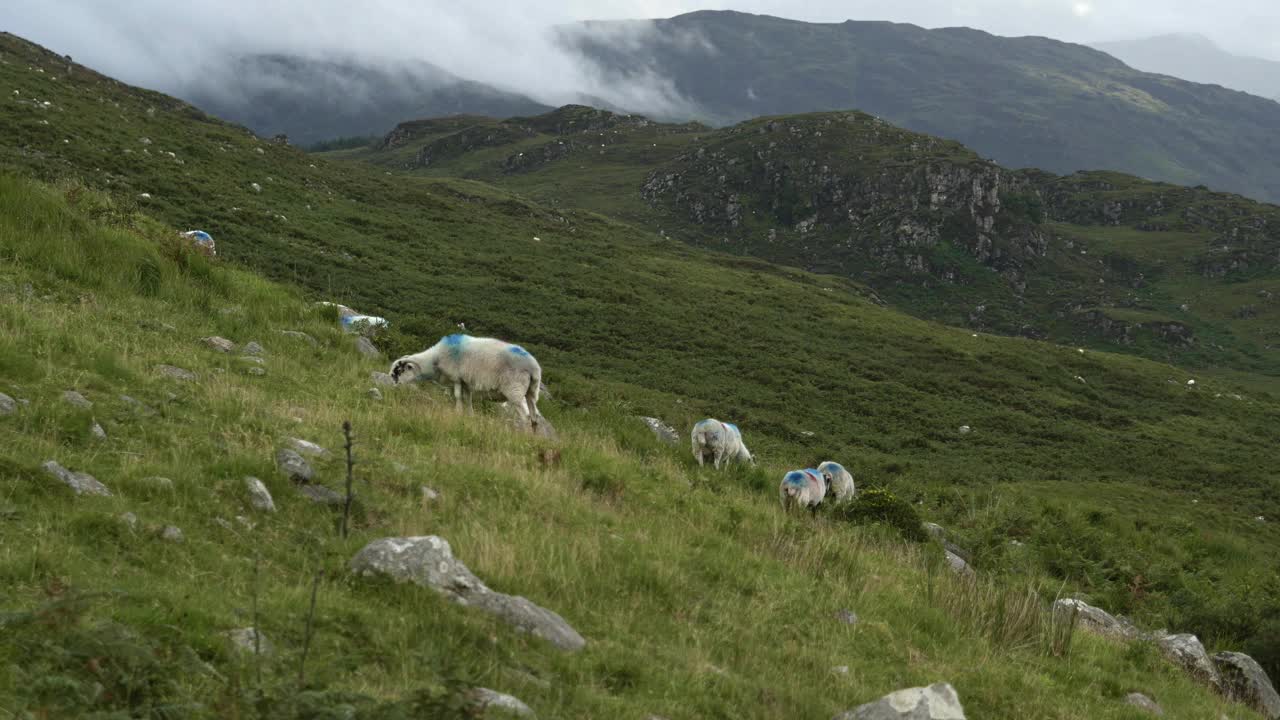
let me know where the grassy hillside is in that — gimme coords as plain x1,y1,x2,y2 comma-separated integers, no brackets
2,31,1280,700
332,107,1280,386
563,10,1280,205
0,169,1264,720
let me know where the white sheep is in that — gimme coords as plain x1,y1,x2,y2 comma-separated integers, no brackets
817,461,856,502
390,334,543,431
691,419,754,469
779,469,826,513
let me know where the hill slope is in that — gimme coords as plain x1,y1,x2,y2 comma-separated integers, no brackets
560,10,1280,204
335,106,1280,386
1092,35,1280,104
3,30,1280,698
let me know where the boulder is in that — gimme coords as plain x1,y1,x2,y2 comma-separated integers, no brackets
155,364,196,382
1052,599,1141,641
355,335,380,358
499,403,558,439
1156,633,1221,691
275,448,314,483
202,336,236,353
833,682,965,720
243,341,265,356
1124,693,1163,716
62,390,92,408
467,688,535,717
639,416,680,445
350,536,585,652
42,461,111,496
245,477,276,512
944,550,974,577
1212,652,1280,719
225,627,273,657
0,392,15,415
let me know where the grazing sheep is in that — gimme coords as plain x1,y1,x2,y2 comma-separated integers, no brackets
391,334,543,431
817,461,856,502
780,469,827,513
691,419,754,469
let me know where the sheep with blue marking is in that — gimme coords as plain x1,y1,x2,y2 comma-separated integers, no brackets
779,469,827,513
817,461,856,502
691,418,754,469
390,334,543,431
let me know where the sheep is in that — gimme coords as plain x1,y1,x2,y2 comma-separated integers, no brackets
390,334,543,431
779,469,827,514
817,461,856,502
691,418,754,469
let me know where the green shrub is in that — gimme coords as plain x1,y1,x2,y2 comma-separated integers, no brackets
826,487,928,542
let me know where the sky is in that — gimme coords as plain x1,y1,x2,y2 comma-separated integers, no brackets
5,0,1280,108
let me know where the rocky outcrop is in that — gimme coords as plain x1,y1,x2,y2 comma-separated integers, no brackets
1052,598,1141,641
350,536,585,652
1156,633,1221,692
276,448,314,483
1213,652,1280,719
42,460,111,496
639,416,680,445
832,682,965,720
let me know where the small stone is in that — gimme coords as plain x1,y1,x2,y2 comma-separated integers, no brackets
467,688,534,717
160,525,184,543
832,665,850,675
279,330,317,346
288,438,330,457
247,367,266,376
833,682,965,720
237,356,264,365
422,486,440,502
250,182,262,193
202,336,235,353
957,425,971,434
42,460,111,496
945,550,974,576
367,387,384,400
297,484,344,506
1124,692,1163,716
355,335,380,358
275,448,314,483
62,390,92,408
243,341,264,356
0,392,16,415
235,515,256,530
155,364,196,382
118,395,155,414
215,517,234,530
140,476,175,490
371,371,396,386
225,627,273,656
120,512,138,530
835,609,859,625
639,416,679,445
90,422,107,439
245,477,275,512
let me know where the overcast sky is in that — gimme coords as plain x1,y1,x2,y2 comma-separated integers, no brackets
6,0,1280,105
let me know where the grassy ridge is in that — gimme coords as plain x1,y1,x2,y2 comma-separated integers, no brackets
0,172,1262,719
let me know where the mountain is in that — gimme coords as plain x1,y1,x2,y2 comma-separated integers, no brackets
558,10,1280,204
337,106,1280,387
3,30,1280,712
1092,34,1280,103
179,54,553,146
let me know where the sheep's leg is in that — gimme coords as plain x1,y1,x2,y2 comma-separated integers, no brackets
695,449,704,467
524,382,541,431
465,383,474,414
714,448,725,470
453,382,464,412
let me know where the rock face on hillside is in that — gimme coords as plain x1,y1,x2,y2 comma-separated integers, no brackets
832,682,965,720
42,461,111,496
349,536,585,652
1156,633,1221,691
1053,598,1141,640
1213,652,1280,718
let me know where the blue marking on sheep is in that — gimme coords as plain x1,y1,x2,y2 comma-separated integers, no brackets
783,471,809,487
509,345,530,357
443,333,466,360
724,423,740,433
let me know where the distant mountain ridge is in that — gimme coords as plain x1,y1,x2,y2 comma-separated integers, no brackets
1092,34,1280,103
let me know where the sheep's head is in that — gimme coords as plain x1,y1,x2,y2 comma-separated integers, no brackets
390,357,422,384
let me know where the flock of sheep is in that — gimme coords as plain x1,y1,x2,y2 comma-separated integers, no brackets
391,333,857,512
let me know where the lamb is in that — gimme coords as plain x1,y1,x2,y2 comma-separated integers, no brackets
779,469,827,513
691,418,755,469
817,461,856,502
390,334,543,430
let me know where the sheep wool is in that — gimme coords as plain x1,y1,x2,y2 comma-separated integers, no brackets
691,418,755,469
780,469,827,512
817,461,856,502
390,334,543,430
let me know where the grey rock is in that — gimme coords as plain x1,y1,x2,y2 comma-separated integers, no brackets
245,477,275,512
298,484,344,506
500,402,558,439
422,486,440,502
243,341,265,356
120,512,138,530
275,448,314,482
62,390,92,408
235,515,256,530
1052,599,1141,641
155,364,196,382
225,627,273,656
237,356,264,365
202,336,236,353
280,330,317,347
370,371,396,387
639,416,679,445
1213,651,1280,718
90,422,107,439
0,392,15,415
247,367,266,376
833,682,965,720
923,522,946,540
833,665,851,675
118,395,155,414
467,688,535,717
288,438,330,457
355,335,380,358
215,517,234,531
944,550,974,577
350,536,585,652
161,525,185,543
1156,633,1222,691
140,476,175,490
1124,693,1163,715
367,387,384,400
42,461,111,496
835,609,859,625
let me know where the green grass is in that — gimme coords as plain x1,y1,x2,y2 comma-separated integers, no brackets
0,172,1264,719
